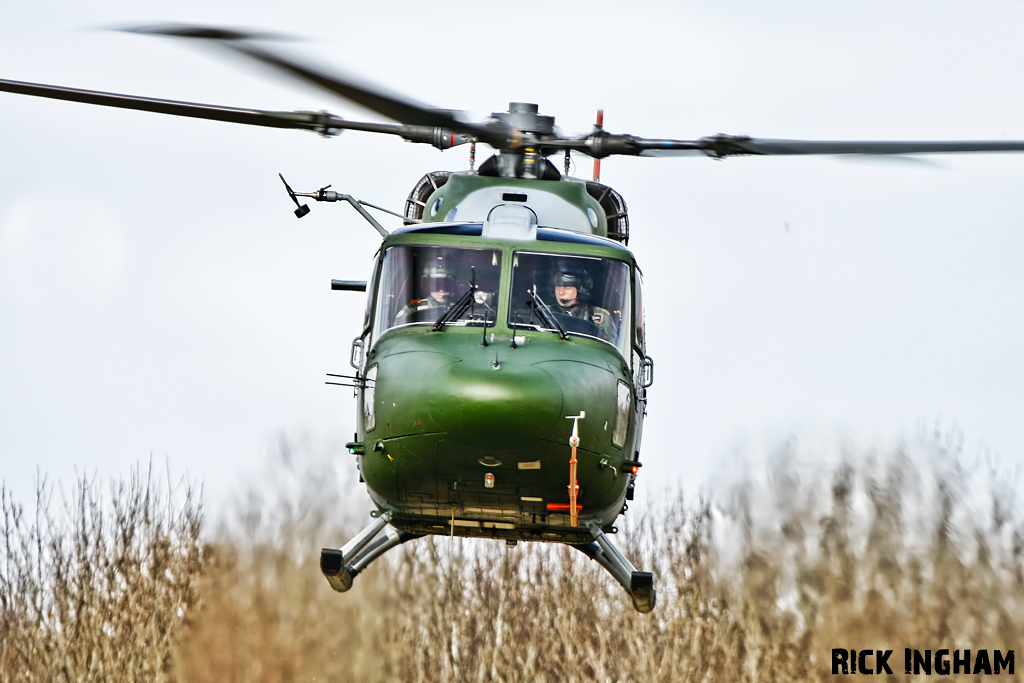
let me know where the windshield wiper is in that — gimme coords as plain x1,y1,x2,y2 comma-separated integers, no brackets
526,288,569,340
432,267,486,331
431,285,477,330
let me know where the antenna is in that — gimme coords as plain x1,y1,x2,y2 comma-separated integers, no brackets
566,411,585,527
277,174,388,237
279,173,310,218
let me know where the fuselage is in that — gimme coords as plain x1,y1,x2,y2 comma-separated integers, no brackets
347,174,650,545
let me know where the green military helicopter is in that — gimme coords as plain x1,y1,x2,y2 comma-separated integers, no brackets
6,25,1024,614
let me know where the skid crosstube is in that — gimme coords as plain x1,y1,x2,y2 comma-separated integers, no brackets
571,521,656,613
320,511,422,592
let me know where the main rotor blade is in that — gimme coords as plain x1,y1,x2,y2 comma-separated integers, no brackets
537,134,703,158
691,135,1024,158
123,24,503,143
543,131,1024,159
0,77,358,134
0,77,474,149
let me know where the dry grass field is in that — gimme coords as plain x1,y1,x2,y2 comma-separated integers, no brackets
3,432,1022,682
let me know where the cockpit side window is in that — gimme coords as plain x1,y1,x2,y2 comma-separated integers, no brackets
373,245,501,336
363,255,381,331
508,251,631,356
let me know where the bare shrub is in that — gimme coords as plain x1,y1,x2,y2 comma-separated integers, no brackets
176,433,1024,682
0,463,201,682
170,433,392,682
6,433,1022,682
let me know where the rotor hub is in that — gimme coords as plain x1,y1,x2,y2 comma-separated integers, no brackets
491,102,554,137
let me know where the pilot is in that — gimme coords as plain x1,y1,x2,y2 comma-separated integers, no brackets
396,262,456,322
550,261,615,339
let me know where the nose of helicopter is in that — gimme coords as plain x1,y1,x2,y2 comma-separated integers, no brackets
423,359,563,445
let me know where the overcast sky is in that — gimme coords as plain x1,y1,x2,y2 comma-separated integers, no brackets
2,0,1023,517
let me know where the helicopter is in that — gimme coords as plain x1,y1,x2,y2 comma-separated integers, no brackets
4,24,1024,614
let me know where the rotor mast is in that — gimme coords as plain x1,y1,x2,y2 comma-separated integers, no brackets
488,102,555,179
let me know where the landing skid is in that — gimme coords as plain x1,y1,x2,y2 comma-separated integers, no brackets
321,513,656,613
571,521,656,613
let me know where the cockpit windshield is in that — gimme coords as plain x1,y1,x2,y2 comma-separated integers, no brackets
509,252,631,355
375,245,501,333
